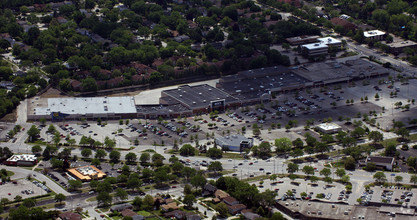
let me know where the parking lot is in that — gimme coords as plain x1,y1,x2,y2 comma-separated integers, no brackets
253,177,354,204
0,179,46,200
360,186,417,206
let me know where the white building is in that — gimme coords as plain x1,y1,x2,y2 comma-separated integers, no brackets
215,135,253,152
301,43,328,56
5,154,38,166
29,96,137,120
365,156,395,171
316,123,342,134
364,30,386,41
318,37,342,48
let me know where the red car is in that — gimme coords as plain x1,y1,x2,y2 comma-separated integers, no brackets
249,162,253,165
171,186,177,188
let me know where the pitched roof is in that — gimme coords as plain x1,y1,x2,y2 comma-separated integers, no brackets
223,196,238,204
215,189,230,199
59,212,82,220
330,17,357,30
110,203,133,212
121,209,137,217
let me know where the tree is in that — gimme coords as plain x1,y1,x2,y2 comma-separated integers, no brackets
395,175,403,184
216,202,229,218
207,147,223,158
287,163,299,174
104,137,116,149
81,148,92,158
341,175,350,183
22,198,36,208
291,148,303,158
68,180,82,191
132,197,143,210
97,191,112,207
182,167,196,181
183,194,196,209
127,177,142,191
271,212,286,220
335,168,346,179
1,198,9,206
315,142,329,154
82,77,98,92
396,127,410,139
9,205,29,219
275,137,292,154
27,125,40,142
140,152,150,163
410,175,417,185
180,144,196,156
319,168,331,178
208,161,223,175
257,141,272,158
54,193,66,204
191,175,207,190
115,188,128,202
143,195,154,211
95,149,107,159
109,150,121,163
125,152,137,163
31,145,42,155
53,132,61,146
368,131,383,144
384,144,397,157
302,166,315,176
47,124,56,133
344,156,356,170
373,171,387,184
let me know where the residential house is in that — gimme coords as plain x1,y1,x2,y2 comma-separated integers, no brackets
164,210,201,220
57,17,68,24
161,201,180,212
215,190,230,199
58,212,82,220
202,183,217,197
152,59,165,69
223,196,239,206
70,80,82,91
228,204,247,215
110,203,133,212
120,209,144,220
242,211,261,220
0,81,15,90
174,35,190,43
98,69,112,79
14,70,27,77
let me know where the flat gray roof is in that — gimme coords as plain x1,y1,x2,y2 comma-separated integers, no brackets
33,96,137,116
162,84,239,109
218,66,311,100
216,135,252,147
293,59,388,83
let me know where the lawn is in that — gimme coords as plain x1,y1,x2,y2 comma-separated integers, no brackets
137,211,152,217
